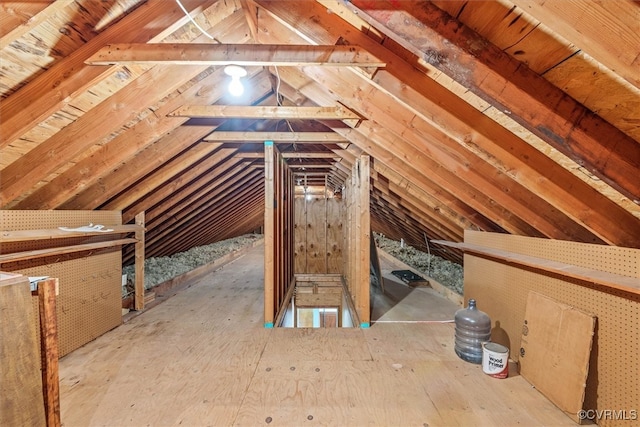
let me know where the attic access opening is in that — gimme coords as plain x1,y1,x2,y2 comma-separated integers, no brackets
263,141,371,328
277,274,356,328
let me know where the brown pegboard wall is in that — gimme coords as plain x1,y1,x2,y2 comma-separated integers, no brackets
464,231,639,427
2,210,122,357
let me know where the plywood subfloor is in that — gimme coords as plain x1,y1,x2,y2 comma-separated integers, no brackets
59,244,576,426
371,254,460,322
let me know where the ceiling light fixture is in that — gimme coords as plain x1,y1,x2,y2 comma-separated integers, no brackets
224,65,247,97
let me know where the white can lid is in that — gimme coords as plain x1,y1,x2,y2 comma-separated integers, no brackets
484,342,509,353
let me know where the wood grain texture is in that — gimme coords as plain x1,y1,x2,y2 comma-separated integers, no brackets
0,274,46,427
38,278,61,427
58,244,576,426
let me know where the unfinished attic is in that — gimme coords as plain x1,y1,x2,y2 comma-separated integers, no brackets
1,0,639,426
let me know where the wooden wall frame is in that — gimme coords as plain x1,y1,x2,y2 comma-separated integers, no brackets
344,155,371,326
263,141,295,326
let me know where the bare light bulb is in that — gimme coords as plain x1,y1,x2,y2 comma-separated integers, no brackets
228,76,244,96
224,65,247,97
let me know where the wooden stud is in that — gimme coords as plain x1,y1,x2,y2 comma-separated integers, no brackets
134,212,145,311
264,141,275,326
38,278,61,427
0,0,221,148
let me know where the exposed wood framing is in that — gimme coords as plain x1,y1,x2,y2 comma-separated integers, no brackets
349,0,640,203
204,131,347,142
86,43,385,67
169,105,361,120
263,141,295,326
0,0,220,149
1,0,638,293
134,212,145,311
264,141,275,326
344,155,371,326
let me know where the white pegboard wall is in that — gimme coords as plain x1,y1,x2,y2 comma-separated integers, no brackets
463,231,639,427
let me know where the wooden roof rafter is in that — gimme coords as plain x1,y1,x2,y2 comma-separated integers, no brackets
257,1,638,247
347,0,640,203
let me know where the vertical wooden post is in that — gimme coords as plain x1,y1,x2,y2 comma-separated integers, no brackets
38,278,61,427
276,154,283,311
134,212,145,311
324,174,328,273
356,155,371,327
264,141,275,327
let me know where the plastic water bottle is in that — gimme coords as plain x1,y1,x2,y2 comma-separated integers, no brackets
454,299,491,364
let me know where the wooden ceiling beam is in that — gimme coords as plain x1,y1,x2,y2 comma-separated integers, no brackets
371,185,459,244
0,0,221,148
260,1,639,247
142,159,254,227
506,0,640,90
183,195,264,254
144,168,263,252
372,169,463,242
85,43,386,67
146,173,263,254
60,74,273,211
239,0,260,41
0,63,210,208
150,176,264,256
123,164,261,261
170,105,361,120
15,70,273,210
135,170,262,256
205,131,346,142
0,1,74,50
115,147,241,222
267,55,537,235
349,0,640,204
255,1,530,238
282,152,340,159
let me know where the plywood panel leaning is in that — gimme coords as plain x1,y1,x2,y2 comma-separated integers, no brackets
520,291,595,423
0,272,46,426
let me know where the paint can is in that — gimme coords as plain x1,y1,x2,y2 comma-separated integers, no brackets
482,342,509,378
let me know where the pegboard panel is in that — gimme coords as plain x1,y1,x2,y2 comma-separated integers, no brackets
464,231,639,427
0,210,121,231
2,210,122,357
465,230,638,277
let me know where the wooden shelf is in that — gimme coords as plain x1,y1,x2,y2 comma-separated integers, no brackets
0,238,138,263
432,240,640,295
1,224,143,243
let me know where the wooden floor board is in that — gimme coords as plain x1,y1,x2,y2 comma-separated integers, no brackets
59,243,576,426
